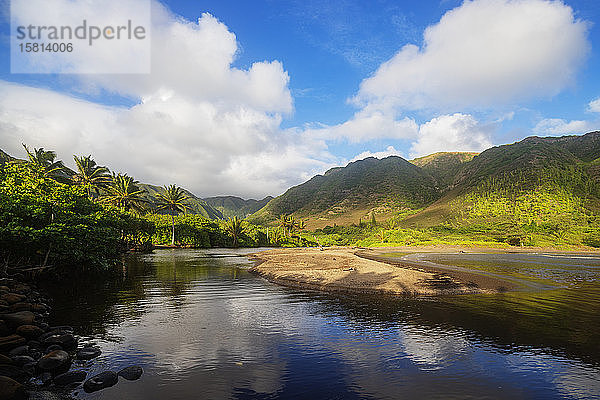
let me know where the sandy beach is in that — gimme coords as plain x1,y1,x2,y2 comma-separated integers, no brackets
249,247,518,296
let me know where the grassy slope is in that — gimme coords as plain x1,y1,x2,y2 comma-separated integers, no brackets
250,156,441,228
398,132,600,246
203,195,273,219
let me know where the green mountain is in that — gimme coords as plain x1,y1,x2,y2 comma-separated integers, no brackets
403,132,600,234
138,184,224,220
203,195,273,219
410,152,478,189
250,156,441,227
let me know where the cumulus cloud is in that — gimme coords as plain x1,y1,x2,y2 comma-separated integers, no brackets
532,118,595,136
410,113,493,158
0,0,327,198
353,0,589,111
304,109,418,143
0,81,332,198
589,98,600,113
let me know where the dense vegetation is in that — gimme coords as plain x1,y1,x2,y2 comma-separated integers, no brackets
0,147,310,276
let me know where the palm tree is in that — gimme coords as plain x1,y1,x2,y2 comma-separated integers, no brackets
72,155,111,198
155,185,189,246
102,173,146,214
277,214,296,237
225,216,247,247
22,144,66,178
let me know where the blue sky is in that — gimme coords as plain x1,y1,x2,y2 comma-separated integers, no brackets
1,0,600,197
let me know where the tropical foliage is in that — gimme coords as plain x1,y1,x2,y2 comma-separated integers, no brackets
72,155,111,198
0,162,153,275
155,184,189,245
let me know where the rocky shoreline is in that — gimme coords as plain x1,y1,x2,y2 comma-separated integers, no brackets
0,277,142,400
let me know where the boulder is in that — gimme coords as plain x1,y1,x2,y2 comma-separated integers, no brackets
1,312,35,329
37,350,70,371
83,371,118,393
1,293,26,305
44,345,62,353
0,354,13,365
76,347,101,361
0,364,30,382
0,336,26,353
53,370,87,387
41,334,76,351
15,326,43,340
30,304,48,313
118,365,143,381
7,346,28,358
0,376,28,400
10,356,34,367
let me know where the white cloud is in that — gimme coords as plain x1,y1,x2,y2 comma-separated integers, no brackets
304,109,418,143
588,98,600,113
0,81,332,198
532,118,594,136
0,1,327,199
350,145,404,162
353,0,589,111
410,113,493,158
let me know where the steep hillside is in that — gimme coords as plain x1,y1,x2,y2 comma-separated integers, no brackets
139,184,224,220
250,156,440,227
203,195,273,218
403,131,600,234
0,149,15,165
410,152,478,189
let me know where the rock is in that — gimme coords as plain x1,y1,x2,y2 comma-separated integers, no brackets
44,345,62,353
118,365,143,381
0,285,10,292
76,347,101,361
8,303,32,313
10,356,34,367
1,312,35,329
21,362,36,376
0,354,13,364
0,336,26,353
1,293,26,305
37,350,70,371
41,334,76,351
0,376,28,400
0,364,30,382
53,370,87,387
7,346,28,358
30,304,48,313
15,326,43,340
35,323,48,332
83,371,119,393
11,284,31,295
0,321,11,337
26,341,40,350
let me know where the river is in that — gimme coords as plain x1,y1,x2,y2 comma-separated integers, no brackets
43,248,600,399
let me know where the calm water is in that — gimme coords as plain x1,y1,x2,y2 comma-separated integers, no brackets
44,249,600,400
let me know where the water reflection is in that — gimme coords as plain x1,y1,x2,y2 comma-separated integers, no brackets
45,249,600,399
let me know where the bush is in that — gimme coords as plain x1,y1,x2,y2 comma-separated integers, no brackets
0,163,151,274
